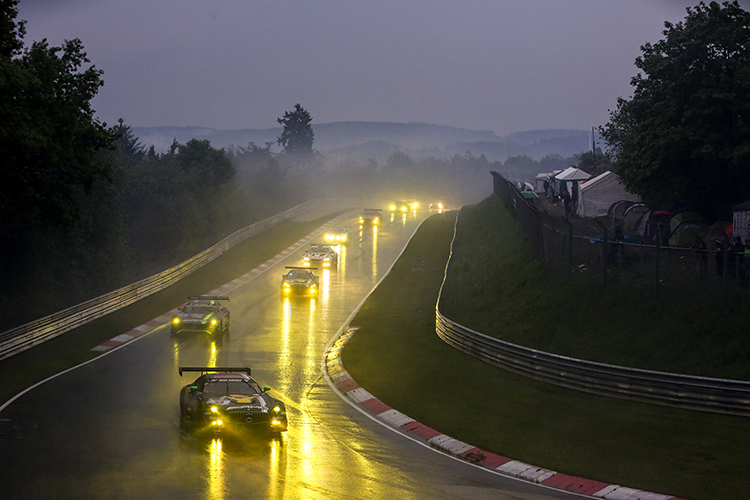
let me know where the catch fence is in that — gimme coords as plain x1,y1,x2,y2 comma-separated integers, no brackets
491,171,747,304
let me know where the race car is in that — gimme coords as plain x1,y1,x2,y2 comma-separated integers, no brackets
389,201,409,213
171,296,230,336
303,244,338,269
179,367,287,434
280,267,319,296
359,208,382,226
405,199,420,210
324,226,351,244
429,201,445,212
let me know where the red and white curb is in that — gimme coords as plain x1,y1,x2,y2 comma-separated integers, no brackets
89,213,353,353
325,329,689,500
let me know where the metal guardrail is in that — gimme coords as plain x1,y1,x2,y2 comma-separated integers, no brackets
435,209,750,416
0,200,328,361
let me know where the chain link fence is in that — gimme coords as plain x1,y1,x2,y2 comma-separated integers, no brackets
492,171,748,304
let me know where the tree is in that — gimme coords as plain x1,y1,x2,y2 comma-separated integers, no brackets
112,118,145,166
277,103,314,155
575,150,613,176
601,1,750,219
0,0,117,236
386,151,414,170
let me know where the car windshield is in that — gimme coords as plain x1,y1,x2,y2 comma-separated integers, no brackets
203,379,259,396
182,305,215,314
287,271,309,279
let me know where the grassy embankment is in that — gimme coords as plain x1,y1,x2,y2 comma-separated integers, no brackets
0,216,333,407
342,196,750,500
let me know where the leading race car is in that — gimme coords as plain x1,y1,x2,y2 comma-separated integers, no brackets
359,208,382,226
171,296,230,336
324,226,351,245
303,244,338,269
280,267,319,297
179,367,287,434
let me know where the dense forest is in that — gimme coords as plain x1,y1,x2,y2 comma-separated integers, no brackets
2,113,598,332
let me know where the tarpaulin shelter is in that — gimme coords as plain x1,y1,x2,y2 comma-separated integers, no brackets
575,171,640,218
554,167,591,208
554,167,591,182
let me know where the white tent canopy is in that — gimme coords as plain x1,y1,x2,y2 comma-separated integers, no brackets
554,167,591,182
576,171,641,218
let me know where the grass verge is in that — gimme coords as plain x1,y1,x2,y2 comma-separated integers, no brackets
440,195,750,380
342,205,750,500
0,216,334,406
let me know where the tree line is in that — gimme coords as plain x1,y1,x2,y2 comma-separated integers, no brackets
4,0,749,330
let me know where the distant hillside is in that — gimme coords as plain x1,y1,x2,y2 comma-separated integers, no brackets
132,122,593,163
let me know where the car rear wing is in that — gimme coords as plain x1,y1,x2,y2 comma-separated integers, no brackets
179,366,251,376
187,295,230,301
362,208,382,212
285,266,318,270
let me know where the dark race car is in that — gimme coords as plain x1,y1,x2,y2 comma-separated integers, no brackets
280,267,319,297
389,201,409,213
171,296,230,337
429,201,445,212
324,226,351,245
358,208,382,226
303,244,338,269
179,367,287,434
405,199,419,210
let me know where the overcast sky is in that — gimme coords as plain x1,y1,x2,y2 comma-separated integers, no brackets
16,1,748,136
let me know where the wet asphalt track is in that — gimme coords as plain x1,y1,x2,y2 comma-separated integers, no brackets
0,210,588,500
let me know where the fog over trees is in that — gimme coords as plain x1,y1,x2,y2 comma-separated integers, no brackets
5,0,750,331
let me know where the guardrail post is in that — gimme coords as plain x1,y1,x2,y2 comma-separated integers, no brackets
595,220,607,288
561,218,573,280
655,236,661,295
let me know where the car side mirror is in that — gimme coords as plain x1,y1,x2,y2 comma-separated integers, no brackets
189,385,198,393
263,386,271,392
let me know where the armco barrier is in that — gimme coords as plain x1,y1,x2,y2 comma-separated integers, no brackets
0,200,333,361
436,209,750,417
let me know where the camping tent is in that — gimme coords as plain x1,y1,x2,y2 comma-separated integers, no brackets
575,171,640,218
535,171,561,192
668,210,708,247
608,200,636,226
623,204,651,236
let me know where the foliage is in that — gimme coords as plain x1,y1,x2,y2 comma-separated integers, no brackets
277,103,314,156
112,118,145,166
0,1,117,237
385,151,414,169
601,1,750,219
121,138,238,268
575,149,613,176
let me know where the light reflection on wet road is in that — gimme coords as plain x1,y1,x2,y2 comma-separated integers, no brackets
0,211,586,500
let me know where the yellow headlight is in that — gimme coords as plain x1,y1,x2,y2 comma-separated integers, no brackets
273,405,281,413
172,317,180,324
